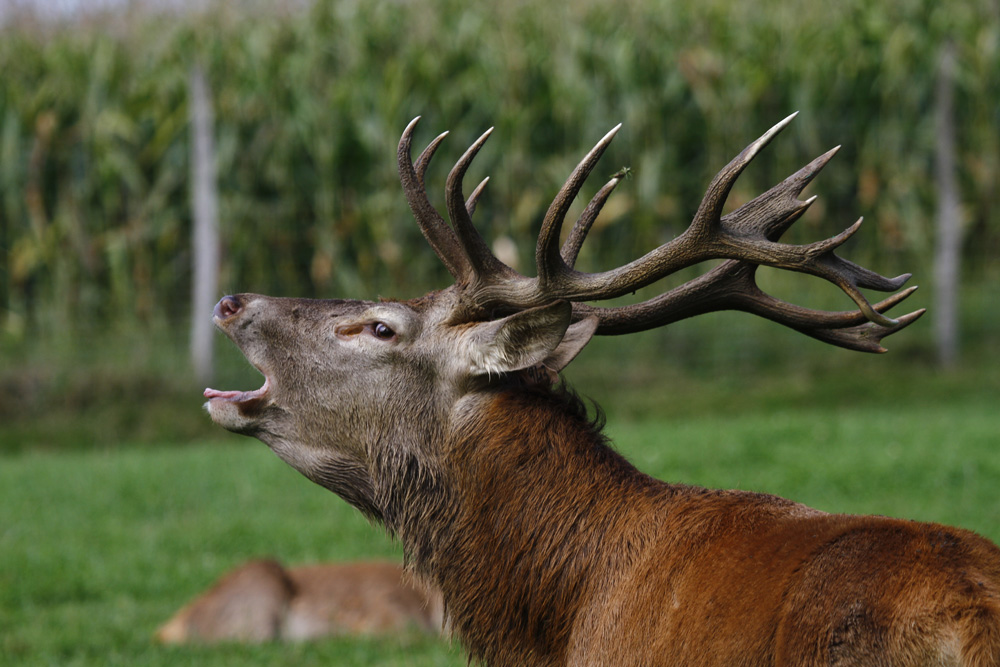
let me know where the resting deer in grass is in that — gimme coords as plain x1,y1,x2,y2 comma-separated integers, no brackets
204,115,1000,665
155,559,444,644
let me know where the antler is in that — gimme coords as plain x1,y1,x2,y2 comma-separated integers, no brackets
398,116,924,353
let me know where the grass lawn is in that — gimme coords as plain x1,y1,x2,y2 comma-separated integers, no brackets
2,343,999,665
0,440,466,666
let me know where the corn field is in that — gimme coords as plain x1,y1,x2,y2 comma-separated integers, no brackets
0,0,997,345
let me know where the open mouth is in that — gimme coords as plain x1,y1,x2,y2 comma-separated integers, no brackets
203,376,271,405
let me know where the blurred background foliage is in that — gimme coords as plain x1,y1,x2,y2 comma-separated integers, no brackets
0,0,998,449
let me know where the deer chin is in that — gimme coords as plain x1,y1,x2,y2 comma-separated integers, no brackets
203,376,273,433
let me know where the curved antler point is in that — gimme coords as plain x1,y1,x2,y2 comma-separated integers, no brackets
735,113,799,170
471,127,494,148
811,145,841,165
774,111,799,132
598,124,623,145
892,273,913,286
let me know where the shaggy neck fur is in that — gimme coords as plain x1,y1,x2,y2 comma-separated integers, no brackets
385,382,674,665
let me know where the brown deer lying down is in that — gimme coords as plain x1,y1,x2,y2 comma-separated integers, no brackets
155,559,444,643
203,115,1000,665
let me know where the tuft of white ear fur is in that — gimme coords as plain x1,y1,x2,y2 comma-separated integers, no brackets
462,301,575,377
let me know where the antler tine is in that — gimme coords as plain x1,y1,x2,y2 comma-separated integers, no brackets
689,111,799,237
466,177,490,217
398,118,472,280
537,124,622,285
734,282,920,340
786,217,910,326
561,174,624,268
794,307,925,353
444,127,517,280
724,145,840,242
415,129,450,185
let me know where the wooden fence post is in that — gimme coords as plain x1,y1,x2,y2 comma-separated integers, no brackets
933,40,961,369
189,64,220,384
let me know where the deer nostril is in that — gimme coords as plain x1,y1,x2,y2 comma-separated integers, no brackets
215,295,243,320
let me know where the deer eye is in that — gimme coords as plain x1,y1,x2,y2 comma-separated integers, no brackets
372,322,396,340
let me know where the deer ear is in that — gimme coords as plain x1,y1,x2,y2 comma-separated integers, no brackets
463,301,573,376
543,316,597,372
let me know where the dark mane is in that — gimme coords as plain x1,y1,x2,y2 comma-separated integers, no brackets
522,379,607,436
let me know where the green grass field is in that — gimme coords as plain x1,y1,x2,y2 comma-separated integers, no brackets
2,350,999,665
0,441,465,666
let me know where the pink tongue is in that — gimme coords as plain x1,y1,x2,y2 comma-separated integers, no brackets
204,388,242,399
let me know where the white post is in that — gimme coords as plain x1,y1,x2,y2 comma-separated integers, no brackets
189,64,220,384
933,41,961,369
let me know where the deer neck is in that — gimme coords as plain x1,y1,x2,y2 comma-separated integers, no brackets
389,384,669,664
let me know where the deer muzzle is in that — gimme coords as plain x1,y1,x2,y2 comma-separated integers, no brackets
204,294,274,431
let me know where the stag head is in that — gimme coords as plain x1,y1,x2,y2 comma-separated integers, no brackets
204,115,922,522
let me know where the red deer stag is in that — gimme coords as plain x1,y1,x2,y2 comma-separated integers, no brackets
204,115,1000,665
